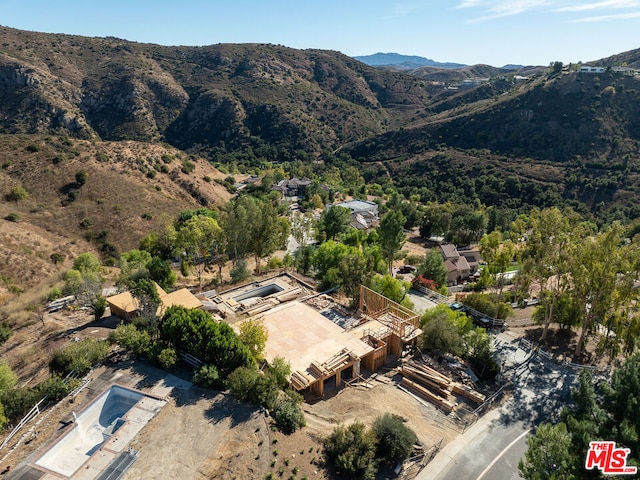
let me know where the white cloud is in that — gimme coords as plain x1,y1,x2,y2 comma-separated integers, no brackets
571,10,640,19
458,0,640,22
460,0,549,22
555,0,640,12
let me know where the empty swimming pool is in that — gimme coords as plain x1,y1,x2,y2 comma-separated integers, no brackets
35,385,161,478
232,283,284,303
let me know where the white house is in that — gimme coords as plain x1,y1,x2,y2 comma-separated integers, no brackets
579,66,605,74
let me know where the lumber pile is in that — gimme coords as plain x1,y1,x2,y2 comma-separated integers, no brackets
400,378,454,413
451,382,485,404
400,358,486,411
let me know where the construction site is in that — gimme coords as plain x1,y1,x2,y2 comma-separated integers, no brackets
214,273,487,415
2,272,494,480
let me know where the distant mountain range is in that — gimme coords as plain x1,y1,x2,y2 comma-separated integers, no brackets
353,52,524,70
354,52,466,69
1,24,640,276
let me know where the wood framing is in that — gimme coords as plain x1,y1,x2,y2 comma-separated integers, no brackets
358,285,422,356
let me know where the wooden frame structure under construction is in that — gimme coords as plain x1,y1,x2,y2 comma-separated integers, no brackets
256,285,423,399
357,285,422,370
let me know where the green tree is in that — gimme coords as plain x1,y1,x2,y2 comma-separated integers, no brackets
238,318,268,362
339,252,369,306
249,202,290,274
370,274,413,309
129,277,162,336
273,393,306,434
311,240,351,289
161,306,254,375
421,313,465,355
118,249,152,285
479,231,516,302
223,196,260,267
569,223,634,359
372,413,417,465
177,215,223,291
417,249,448,288
420,304,472,355
267,357,291,389
317,205,351,241
518,423,576,480
89,294,107,321
148,256,177,291
524,208,581,342
291,211,315,249
324,422,378,480
109,323,152,356
75,170,88,186
73,252,101,275
378,210,406,274
0,362,17,393
140,221,177,259
419,204,452,238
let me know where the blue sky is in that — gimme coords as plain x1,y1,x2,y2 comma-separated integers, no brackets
1,0,638,66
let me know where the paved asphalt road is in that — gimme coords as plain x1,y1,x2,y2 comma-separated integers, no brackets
418,332,583,480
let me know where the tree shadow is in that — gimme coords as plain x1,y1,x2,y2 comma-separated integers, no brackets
202,392,258,428
496,359,578,427
524,326,577,359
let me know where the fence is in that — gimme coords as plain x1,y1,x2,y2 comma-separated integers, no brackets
517,337,610,374
0,397,48,450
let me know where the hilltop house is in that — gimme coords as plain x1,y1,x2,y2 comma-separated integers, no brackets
579,66,605,74
107,282,202,321
334,200,379,230
271,177,312,198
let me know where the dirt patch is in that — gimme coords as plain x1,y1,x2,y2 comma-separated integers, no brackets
125,390,270,480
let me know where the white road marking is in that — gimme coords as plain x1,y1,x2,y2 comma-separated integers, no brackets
475,428,531,480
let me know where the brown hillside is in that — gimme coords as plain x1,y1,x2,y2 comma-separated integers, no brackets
0,135,231,287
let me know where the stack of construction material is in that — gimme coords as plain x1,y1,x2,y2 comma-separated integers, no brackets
400,359,486,412
451,382,486,404
400,361,455,413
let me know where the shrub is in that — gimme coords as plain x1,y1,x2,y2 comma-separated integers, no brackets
181,160,195,174
52,154,66,164
6,186,28,202
36,374,79,402
47,287,63,302
95,152,109,162
230,258,250,284
89,294,107,321
110,323,152,356
0,322,12,346
5,213,19,222
273,396,306,434
0,387,39,425
50,252,65,264
192,364,221,388
67,189,79,202
75,171,88,186
372,413,417,465
26,144,40,152
157,347,177,369
80,218,93,229
49,339,110,376
323,422,377,480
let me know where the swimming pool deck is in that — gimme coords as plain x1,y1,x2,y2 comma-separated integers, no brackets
11,367,192,480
